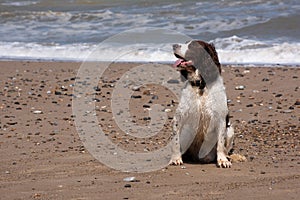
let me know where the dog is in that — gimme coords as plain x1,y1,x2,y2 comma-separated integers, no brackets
169,40,234,168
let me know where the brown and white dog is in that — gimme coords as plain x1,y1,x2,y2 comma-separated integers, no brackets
169,40,234,168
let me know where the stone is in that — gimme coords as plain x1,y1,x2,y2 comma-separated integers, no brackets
235,85,245,90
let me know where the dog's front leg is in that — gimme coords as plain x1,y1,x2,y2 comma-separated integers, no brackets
169,116,183,165
217,125,232,168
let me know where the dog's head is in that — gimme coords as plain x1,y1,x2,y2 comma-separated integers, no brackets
173,40,221,86
173,40,221,73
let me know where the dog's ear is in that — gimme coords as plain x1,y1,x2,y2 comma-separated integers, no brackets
197,41,221,74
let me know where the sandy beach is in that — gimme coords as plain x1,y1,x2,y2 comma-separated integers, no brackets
0,61,299,199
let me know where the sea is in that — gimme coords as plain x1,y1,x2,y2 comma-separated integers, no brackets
0,0,299,65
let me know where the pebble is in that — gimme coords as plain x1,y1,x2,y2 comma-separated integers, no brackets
164,108,172,113
93,86,101,91
124,184,131,188
262,78,269,81
7,122,17,125
131,95,142,99
54,90,62,95
123,177,136,182
152,95,159,100
143,90,151,95
281,110,292,113
143,117,151,121
33,110,43,114
249,156,255,161
131,86,140,91
294,100,300,105
235,85,245,90
167,79,180,84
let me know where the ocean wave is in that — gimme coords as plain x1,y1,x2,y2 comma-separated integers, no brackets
1,0,39,7
212,36,300,65
1,1,299,44
1,37,300,65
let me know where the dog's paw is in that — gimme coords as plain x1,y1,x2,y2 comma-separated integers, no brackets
169,157,183,165
217,158,232,168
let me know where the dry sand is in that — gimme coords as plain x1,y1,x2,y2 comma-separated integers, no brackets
0,61,299,199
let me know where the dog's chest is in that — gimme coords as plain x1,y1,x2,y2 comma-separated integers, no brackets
178,84,207,115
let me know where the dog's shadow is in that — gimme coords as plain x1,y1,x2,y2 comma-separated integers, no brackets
182,148,235,165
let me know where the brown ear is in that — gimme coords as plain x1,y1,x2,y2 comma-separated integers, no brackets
196,41,221,74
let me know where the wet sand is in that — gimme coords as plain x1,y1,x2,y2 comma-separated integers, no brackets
0,61,299,199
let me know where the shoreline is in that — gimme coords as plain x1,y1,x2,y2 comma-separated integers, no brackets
0,60,299,199
0,59,299,68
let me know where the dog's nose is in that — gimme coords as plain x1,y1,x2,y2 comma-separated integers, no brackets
173,44,181,51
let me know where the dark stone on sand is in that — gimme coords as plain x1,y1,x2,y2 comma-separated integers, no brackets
143,117,151,121
152,95,158,100
143,104,150,108
167,79,180,84
248,119,258,124
7,122,17,125
143,90,151,95
93,86,101,91
275,94,282,97
131,95,142,99
124,184,131,188
92,98,100,102
262,78,269,81
235,73,244,77
55,91,62,95
294,100,300,105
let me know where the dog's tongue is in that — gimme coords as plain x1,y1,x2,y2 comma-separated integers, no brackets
173,59,183,68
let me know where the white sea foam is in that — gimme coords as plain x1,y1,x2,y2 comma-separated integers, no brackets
0,36,300,65
212,36,300,65
1,1,39,6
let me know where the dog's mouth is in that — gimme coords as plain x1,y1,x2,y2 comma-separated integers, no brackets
173,54,194,69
